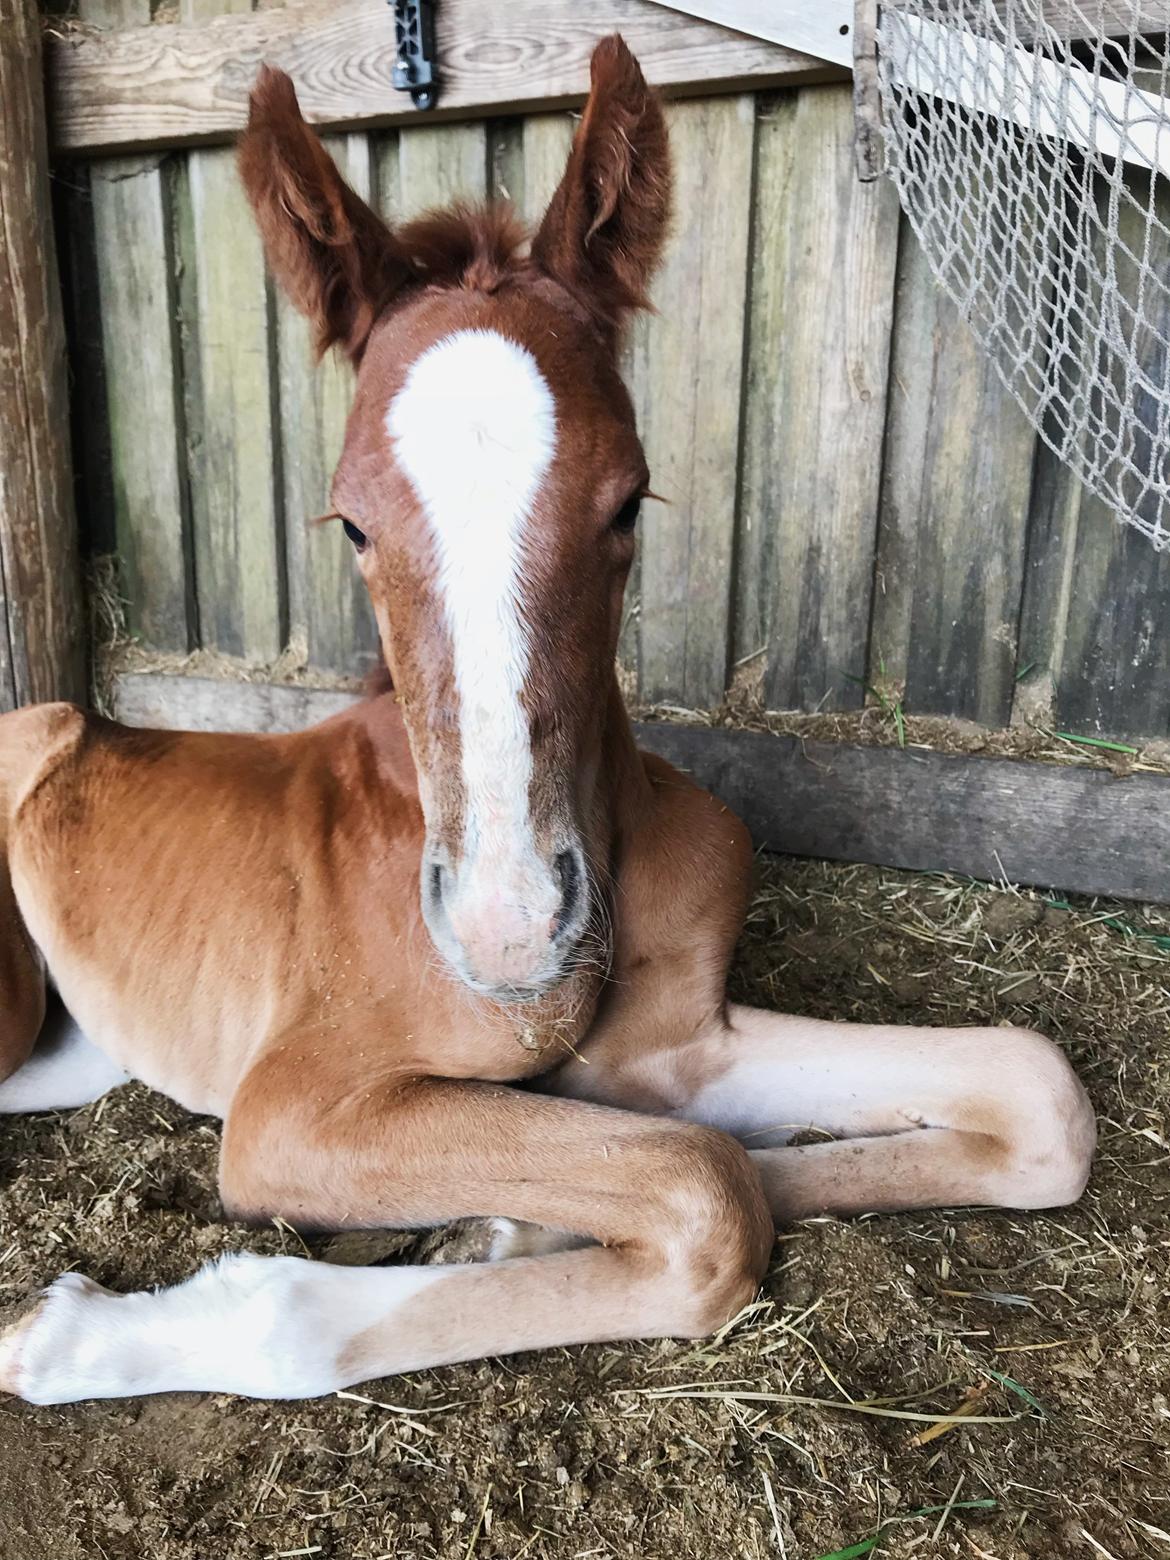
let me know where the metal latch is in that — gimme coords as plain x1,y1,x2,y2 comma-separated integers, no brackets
391,1,439,111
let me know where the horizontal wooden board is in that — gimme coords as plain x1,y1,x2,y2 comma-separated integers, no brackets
46,0,842,155
114,672,361,733
642,723,1170,902
112,673,1170,903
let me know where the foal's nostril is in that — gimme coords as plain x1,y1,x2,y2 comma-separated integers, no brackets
428,861,445,910
553,849,583,939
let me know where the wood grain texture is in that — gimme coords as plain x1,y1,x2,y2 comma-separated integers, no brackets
114,670,360,733
871,220,1036,726
47,0,840,156
1016,170,1170,739
396,120,487,215
629,94,755,708
112,671,1170,904
1019,442,1170,739
180,0,283,662
519,114,576,225
0,0,85,710
642,721,1170,903
735,85,898,712
487,119,524,208
54,156,116,559
80,0,190,650
277,133,379,677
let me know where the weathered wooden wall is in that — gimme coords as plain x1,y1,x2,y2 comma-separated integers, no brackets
53,61,1170,739
0,0,85,711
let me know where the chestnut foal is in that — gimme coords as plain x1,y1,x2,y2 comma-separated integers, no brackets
0,40,1093,1403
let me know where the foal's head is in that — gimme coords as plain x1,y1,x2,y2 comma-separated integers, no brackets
240,37,670,1001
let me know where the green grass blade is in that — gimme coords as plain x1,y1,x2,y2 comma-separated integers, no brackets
813,1501,1000,1560
981,1367,1047,1416
900,1500,1000,1518
1053,731,1139,754
812,1540,880,1560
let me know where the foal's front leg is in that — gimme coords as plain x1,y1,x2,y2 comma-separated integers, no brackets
547,1005,1096,1221
0,1050,772,1403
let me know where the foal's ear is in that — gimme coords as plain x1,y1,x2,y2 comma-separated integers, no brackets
238,66,412,362
530,35,671,337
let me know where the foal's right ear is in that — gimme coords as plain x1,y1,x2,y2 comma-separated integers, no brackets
238,66,412,362
531,35,671,339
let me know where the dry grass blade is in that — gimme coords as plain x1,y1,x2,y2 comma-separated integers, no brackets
623,1385,1021,1426
909,1386,992,1446
761,1470,787,1556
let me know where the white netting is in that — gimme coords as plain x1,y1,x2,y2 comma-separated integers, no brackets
875,0,1170,547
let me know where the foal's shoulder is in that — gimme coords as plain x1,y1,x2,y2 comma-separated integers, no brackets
636,748,751,859
620,745,754,937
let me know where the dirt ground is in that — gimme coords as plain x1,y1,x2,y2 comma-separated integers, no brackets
0,855,1167,1560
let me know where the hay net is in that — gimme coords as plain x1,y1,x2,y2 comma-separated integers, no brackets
875,0,1170,548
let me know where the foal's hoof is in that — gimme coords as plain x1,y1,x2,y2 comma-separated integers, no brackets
0,1272,106,1402
0,1294,48,1396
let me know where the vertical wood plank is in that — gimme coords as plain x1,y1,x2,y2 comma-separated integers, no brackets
372,129,400,221
0,589,12,710
180,0,283,662
1016,169,1170,738
0,0,85,709
1019,439,1170,737
54,158,115,557
631,95,755,708
76,0,188,646
277,134,379,677
89,149,191,645
735,86,899,711
519,113,575,225
395,122,487,215
487,119,523,206
871,221,1037,725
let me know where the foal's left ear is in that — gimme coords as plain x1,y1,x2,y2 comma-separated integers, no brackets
530,35,671,339
238,66,413,362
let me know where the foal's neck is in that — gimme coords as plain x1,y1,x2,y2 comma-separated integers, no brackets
598,673,653,825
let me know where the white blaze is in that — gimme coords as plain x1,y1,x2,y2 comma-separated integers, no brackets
387,329,556,865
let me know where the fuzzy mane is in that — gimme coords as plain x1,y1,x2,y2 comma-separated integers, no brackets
396,203,530,295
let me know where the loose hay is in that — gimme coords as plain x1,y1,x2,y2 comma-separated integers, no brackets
0,857,1166,1559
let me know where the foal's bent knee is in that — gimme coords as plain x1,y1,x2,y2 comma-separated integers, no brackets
654,1124,773,1336
976,1026,1096,1209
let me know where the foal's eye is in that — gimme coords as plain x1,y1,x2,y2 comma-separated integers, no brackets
341,518,368,551
612,494,642,535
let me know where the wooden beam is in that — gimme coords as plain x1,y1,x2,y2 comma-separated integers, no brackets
112,673,1170,903
45,0,843,157
640,723,1170,904
113,672,361,734
81,0,193,654
0,0,85,710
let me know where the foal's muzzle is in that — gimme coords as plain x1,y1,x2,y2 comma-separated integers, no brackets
421,838,590,1001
